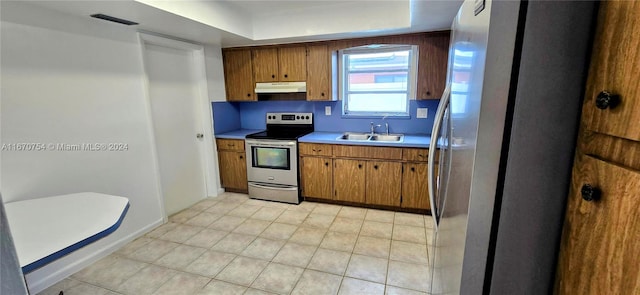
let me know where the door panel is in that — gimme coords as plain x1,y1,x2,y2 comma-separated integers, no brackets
401,163,431,210
218,151,247,192
366,161,402,206
144,43,207,215
279,46,307,81
583,2,640,141
252,48,279,82
223,49,255,101
555,155,640,294
334,159,365,203
301,157,332,200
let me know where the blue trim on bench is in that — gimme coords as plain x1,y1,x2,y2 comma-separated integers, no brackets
22,202,130,274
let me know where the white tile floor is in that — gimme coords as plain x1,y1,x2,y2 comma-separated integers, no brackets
38,193,435,295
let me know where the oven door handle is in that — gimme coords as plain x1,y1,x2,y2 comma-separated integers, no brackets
245,139,297,148
248,182,298,191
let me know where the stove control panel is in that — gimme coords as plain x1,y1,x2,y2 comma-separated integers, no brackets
266,112,313,125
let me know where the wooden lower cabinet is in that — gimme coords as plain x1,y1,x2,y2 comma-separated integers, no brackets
217,150,248,192
366,161,402,207
556,155,640,294
300,156,333,200
401,163,430,210
333,159,366,203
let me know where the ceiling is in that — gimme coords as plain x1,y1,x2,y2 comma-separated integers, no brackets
18,0,463,47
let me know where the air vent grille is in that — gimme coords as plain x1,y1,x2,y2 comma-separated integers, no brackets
90,14,138,26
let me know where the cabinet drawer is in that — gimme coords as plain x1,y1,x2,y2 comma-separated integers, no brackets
333,145,402,160
299,143,332,156
403,148,429,162
216,139,245,151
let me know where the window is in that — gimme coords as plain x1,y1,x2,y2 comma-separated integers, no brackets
340,45,418,117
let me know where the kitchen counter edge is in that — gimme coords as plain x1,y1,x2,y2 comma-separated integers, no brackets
299,132,431,149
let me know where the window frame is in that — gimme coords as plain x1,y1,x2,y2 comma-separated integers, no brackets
338,44,419,118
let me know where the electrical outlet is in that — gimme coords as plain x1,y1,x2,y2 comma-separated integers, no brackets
417,108,428,118
325,106,332,116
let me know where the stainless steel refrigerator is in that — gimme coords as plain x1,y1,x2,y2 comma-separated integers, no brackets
426,0,597,293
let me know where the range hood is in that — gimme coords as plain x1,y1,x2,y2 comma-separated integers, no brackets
255,82,306,93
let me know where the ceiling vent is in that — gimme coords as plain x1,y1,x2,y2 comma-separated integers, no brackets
90,14,138,26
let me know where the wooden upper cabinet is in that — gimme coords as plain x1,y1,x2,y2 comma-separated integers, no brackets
417,33,450,100
582,2,640,142
252,48,279,82
279,46,307,81
223,49,256,101
306,44,333,101
252,46,306,83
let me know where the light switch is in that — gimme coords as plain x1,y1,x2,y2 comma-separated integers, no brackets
325,106,332,116
417,108,428,118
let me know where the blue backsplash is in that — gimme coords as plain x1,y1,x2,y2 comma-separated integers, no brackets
212,100,439,135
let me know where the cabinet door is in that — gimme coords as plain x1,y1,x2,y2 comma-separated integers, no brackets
222,49,255,101
252,47,279,82
401,163,430,210
306,44,332,101
334,159,366,203
279,46,307,81
366,161,402,206
582,2,640,141
218,151,248,192
301,157,333,200
417,33,450,100
555,155,640,294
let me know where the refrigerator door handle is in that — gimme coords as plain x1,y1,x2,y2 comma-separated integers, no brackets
428,84,451,229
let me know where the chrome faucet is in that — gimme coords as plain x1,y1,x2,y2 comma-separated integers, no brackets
385,122,390,135
370,122,381,135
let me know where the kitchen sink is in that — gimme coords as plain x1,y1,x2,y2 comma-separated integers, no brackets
370,134,404,142
336,132,404,143
337,132,372,141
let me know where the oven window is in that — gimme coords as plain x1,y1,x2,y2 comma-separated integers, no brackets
252,147,290,170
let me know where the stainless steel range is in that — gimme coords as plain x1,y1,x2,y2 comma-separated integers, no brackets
245,112,313,204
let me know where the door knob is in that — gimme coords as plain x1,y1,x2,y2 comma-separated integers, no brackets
196,133,204,139
595,91,619,109
580,184,600,202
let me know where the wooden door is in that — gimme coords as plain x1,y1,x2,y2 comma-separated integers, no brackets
306,44,331,101
222,49,255,101
333,159,366,203
555,155,640,294
218,150,248,192
401,163,430,210
582,3,640,141
252,47,279,82
366,161,402,206
300,156,333,200
279,46,307,81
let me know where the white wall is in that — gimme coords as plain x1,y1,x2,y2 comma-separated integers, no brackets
0,2,165,292
204,44,227,102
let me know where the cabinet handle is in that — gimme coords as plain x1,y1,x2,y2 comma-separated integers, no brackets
312,149,316,152
284,74,288,78
411,167,415,172
271,74,275,78
426,90,431,96
580,184,600,202
374,165,378,170
317,149,322,152
321,92,325,97
325,162,329,166
358,164,362,169
247,93,251,97
239,155,244,159
595,91,619,109
418,154,424,158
